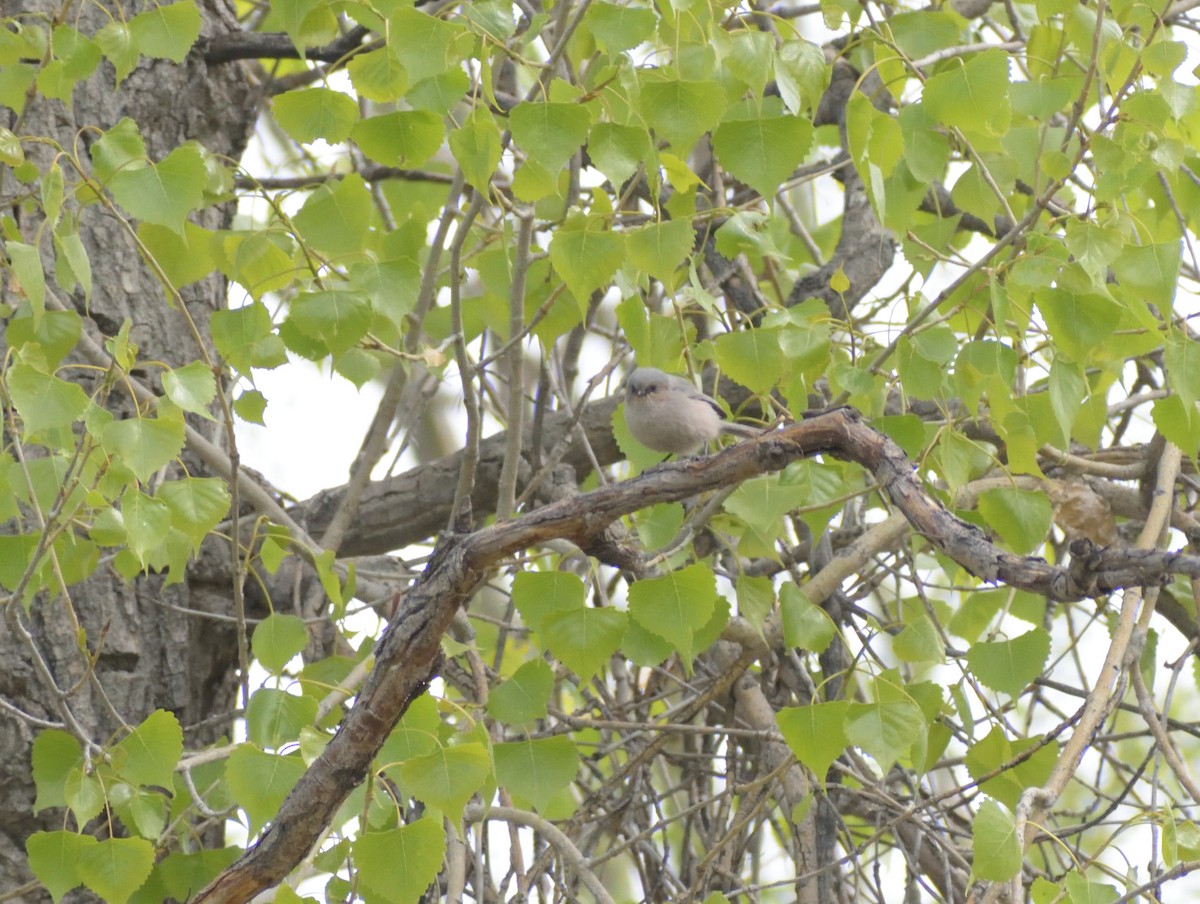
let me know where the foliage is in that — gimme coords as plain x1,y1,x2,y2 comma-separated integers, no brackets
4,0,1200,900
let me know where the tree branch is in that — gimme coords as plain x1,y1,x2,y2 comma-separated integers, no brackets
201,26,371,64
196,409,1200,901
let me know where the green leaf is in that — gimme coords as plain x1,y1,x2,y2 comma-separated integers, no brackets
449,113,502,192
293,172,372,258
27,831,89,902
779,582,836,653
246,688,318,749
723,474,809,535
1165,334,1200,410
285,290,372,356
897,332,950,399
462,0,516,41
776,701,849,779
713,210,788,264
268,0,338,52
893,612,944,663
845,696,924,771
225,745,307,834
161,361,217,419
39,27,101,102
0,63,36,116
1153,395,1200,454
111,783,167,839
355,818,445,904
41,162,63,227
540,606,628,682
346,46,409,102
967,628,1051,698
138,221,217,289
712,328,786,394
964,726,1058,810
348,256,419,327
0,534,40,595
1064,221,1122,284
639,76,726,151
548,212,625,305
406,69,469,113
774,40,829,116
712,111,813,200
78,836,155,904
977,487,1052,554
0,126,24,165
396,743,490,814
211,301,288,373
1112,242,1181,313
626,218,693,286
353,110,444,167
972,800,1021,882
65,766,105,826
96,21,138,83
487,659,555,725
512,571,585,632
1047,358,1086,442
389,8,463,83
252,612,309,672
735,574,775,629
32,729,84,813
157,849,242,901
1063,872,1118,904
49,39,98,90
376,694,441,767
54,227,92,299
494,737,580,811
587,122,653,188
119,488,172,566
314,547,350,612
101,416,186,483
887,10,960,57
234,388,268,424
223,231,297,300
273,87,359,144
50,531,98,589
156,477,230,551
510,101,591,173
113,710,183,788
627,563,718,659
109,144,207,234
727,30,775,94
1162,805,1200,866
89,117,146,182
7,362,90,434
587,1,657,53
923,50,1011,137
129,0,202,62
7,241,46,317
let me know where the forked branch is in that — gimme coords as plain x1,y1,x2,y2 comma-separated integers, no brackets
194,408,1192,902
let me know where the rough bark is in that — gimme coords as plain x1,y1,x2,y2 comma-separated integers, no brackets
0,2,255,897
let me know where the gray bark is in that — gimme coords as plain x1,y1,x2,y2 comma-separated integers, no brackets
0,1,255,897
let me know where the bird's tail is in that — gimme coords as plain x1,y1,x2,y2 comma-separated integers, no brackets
720,421,765,439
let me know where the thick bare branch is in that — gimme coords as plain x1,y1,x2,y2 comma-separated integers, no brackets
202,26,370,64
197,409,1196,900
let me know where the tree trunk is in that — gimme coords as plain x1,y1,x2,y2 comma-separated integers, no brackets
0,2,255,897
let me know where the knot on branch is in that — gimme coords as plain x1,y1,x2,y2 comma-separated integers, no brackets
1065,538,1183,598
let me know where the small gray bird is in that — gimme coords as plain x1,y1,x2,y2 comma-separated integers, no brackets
624,367,760,454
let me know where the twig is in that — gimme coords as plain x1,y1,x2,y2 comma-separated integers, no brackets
496,209,535,520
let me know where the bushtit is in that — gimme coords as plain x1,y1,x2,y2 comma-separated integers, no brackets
624,367,760,454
